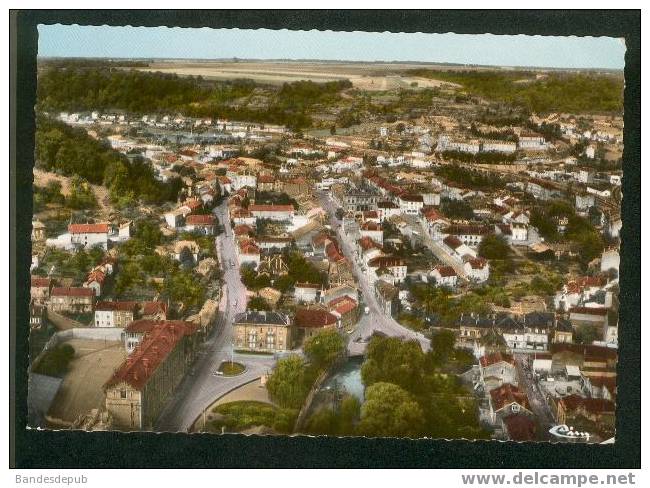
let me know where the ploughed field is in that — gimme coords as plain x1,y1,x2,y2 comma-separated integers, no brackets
136,60,461,90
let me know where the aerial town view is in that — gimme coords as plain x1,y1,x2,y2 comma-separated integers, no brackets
27,26,624,443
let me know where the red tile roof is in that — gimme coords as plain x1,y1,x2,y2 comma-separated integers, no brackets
559,394,616,415
569,307,608,316
367,256,405,268
444,224,492,236
480,352,515,368
249,204,295,213
399,194,424,203
234,224,254,236
124,319,193,334
422,207,445,222
358,236,383,252
490,383,530,412
257,175,276,183
325,241,345,263
295,308,338,328
31,276,51,288
503,414,537,442
434,265,457,278
105,321,197,390
549,343,617,361
443,235,464,250
85,270,106,284
465,257,488,270
295,282,321,289
186,214,216,225
68,223,110,234
184,198,203,210
328,296,358,316
239,241,260,255
141,301,168,317
361,221,382,231
51,287,94,297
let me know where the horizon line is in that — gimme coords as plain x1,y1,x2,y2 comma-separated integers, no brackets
36,55,624,73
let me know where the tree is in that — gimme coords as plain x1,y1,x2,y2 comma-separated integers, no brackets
266,355,312,409
304,329,344,370
478,234,510,260
357,382,425,438
305,408,338,435
248,296,270,311
338,395,361,434
429,329,457,365
361,337,426,394
575,325,600,345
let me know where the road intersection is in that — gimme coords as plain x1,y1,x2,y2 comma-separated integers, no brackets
155,199,275,432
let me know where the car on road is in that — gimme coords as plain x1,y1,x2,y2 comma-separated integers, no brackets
212,370,223,376
364,306,370,314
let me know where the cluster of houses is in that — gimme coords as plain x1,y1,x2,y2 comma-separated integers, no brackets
469,345,616,441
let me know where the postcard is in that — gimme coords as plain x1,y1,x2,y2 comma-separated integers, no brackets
27,23,624,443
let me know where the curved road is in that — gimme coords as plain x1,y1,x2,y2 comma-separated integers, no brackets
316,191,430,355
155,200,276,432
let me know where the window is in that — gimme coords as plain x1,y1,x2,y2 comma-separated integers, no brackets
120,390,127,399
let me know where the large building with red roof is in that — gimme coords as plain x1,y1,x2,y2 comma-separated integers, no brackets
69,223,111,249
294,307,338,342
50,287,95,313
104,320,198,430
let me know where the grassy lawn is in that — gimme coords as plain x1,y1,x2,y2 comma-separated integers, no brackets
210,400,297,434
217,361,245,376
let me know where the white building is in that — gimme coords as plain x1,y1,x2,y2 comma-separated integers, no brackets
481,141,517,154
249,204,295,222
294,283,321,304
398,194,424,215
68,223,110,250
430,265,458,288
464,257,490,283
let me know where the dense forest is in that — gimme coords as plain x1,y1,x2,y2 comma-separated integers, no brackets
35,116,182,206
36,67,352,129
409,69,624,114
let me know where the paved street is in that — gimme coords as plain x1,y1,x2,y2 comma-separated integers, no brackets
155,199,276,432
317,192,430,355
514,353,556,440
404,216,468,279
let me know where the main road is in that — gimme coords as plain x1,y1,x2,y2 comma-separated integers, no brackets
316,191,430,355
155,199,276,432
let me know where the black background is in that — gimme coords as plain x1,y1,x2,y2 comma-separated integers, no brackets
10,10,641,469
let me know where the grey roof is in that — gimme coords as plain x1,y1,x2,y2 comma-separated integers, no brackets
234,311,290,326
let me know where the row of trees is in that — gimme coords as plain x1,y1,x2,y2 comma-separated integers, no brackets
37,67,353,130
435,164,507,191
411,69,623,114
442,149,517,165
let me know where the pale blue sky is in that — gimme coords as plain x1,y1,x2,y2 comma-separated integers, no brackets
38,24,626,70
